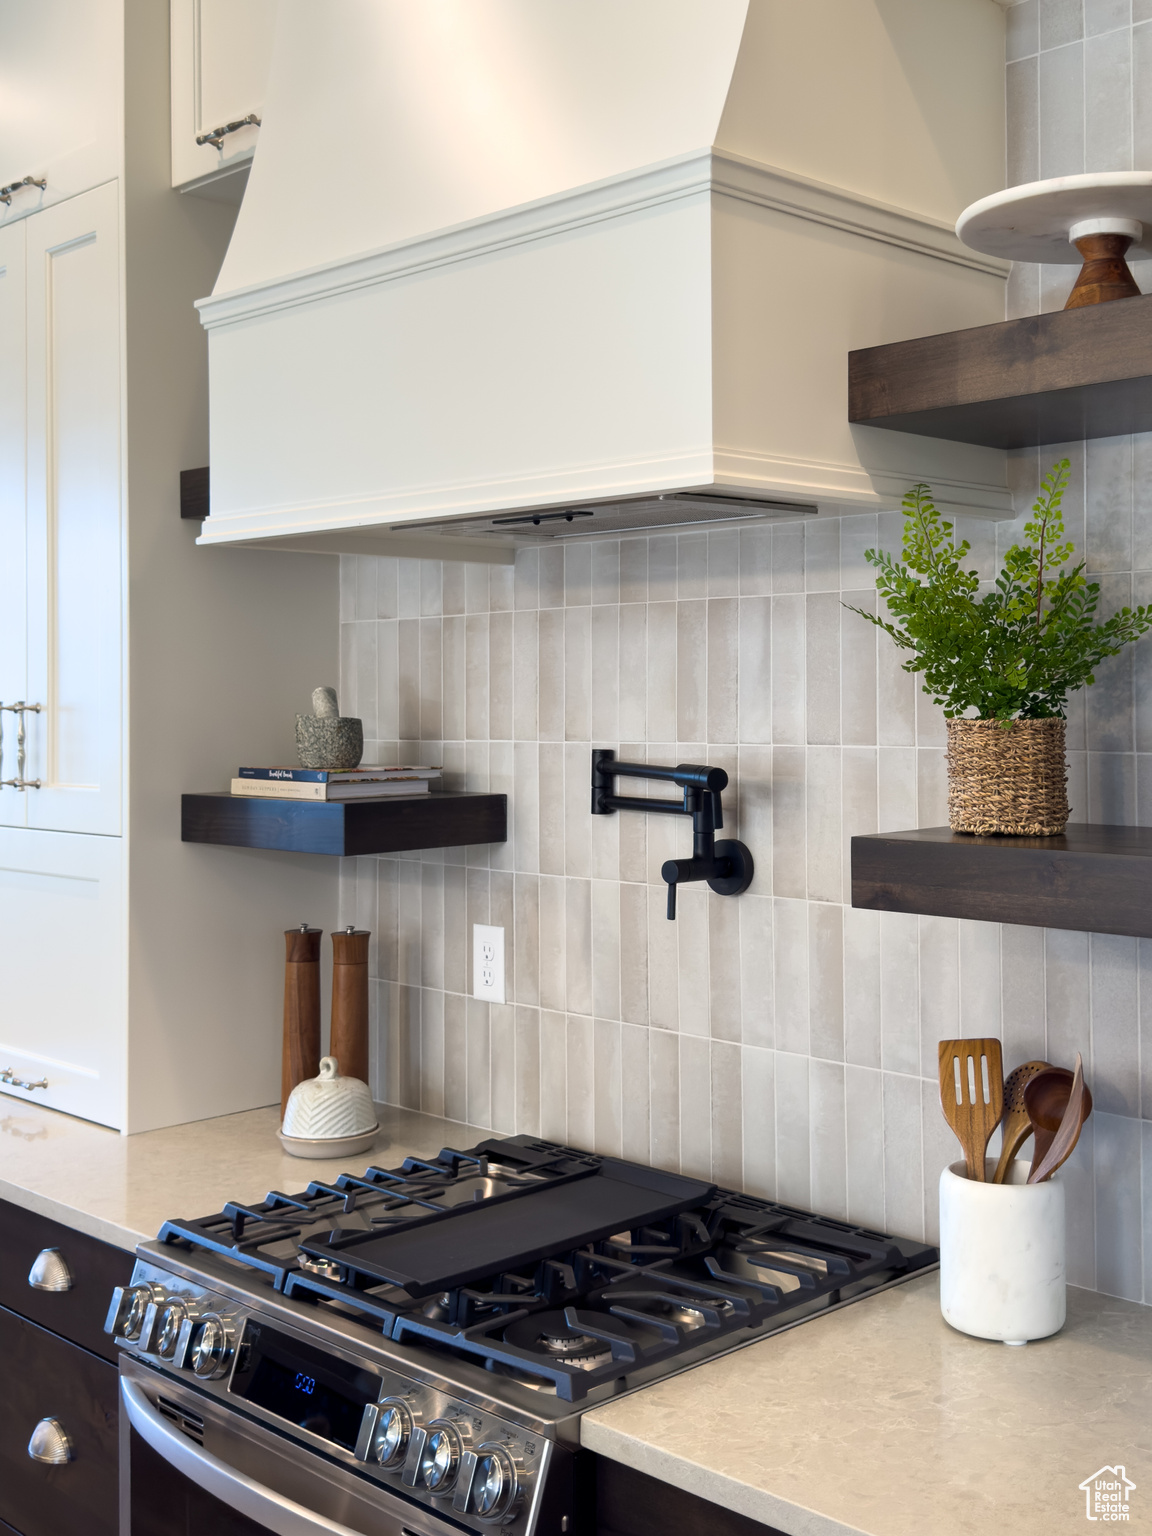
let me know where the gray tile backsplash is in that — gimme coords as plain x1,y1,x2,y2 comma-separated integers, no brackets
335,5,1152,1306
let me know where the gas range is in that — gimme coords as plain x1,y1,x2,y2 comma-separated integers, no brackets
109,1135,936,1534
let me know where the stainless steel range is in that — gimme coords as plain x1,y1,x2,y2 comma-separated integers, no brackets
108,1135,936,1535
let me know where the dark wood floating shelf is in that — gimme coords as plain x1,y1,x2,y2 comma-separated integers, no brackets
182,791,507,857
848,292,1152,449
853,824,1152,938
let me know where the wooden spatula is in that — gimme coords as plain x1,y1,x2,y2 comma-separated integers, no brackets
992,1058,1051,1184
939,1038,1004,1182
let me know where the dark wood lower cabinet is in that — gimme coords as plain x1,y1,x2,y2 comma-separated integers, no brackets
0,1304,119,1536
596,1458,787,1536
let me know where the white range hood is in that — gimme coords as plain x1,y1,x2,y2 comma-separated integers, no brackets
196,0,1011,559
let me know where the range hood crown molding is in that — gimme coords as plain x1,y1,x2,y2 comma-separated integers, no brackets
198,1,1013,557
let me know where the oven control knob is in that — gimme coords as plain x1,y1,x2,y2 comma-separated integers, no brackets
372,1397,420,1469
420,1417,472,1494
104,1282,166,1342
470,1443,524,1524
188,1312,234,1380
153,1298,199,1360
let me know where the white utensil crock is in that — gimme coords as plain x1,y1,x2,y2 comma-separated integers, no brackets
939,1159,1065,1345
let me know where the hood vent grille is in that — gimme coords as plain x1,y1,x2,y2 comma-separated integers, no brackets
395,492,816,542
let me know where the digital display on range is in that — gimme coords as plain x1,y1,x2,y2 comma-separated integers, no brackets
230,1324,379,1450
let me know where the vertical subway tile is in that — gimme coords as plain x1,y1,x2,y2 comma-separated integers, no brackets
738,595,772,742
648,536,677,602
1090,933,1140,1115
958,920,1002,1040
1007,55,1040,195
772,596,806,745
883,1072,924,1241
647,884,680,1029
737,744,773,897
420,988,445,1118
774,898,810,1054
619,882,649,1024
999,924,1048,1070
841,747,877,904
537,743,565,876
593,1017,623,1156
677,601,708,742
490,1003,516,1133
739,893,774,1049
809,903,844,1061
537,608,565,742
678,532,708,600
709,892,743,1043
620,1022,651,1164
444,992,467,1123
919,916,959,1078
707,598,739,743
739,525,772,596
1094,1113,1144,1300
590,605,620,743
539,1010,567,1142
774,1051,811,1207
465,614,490,740
619,539,648,604
564,741,592,878
513,609,538,741
708,530,740,598
513,871,540,1006
842,1066,883,1231
538,876,567,1012
590,539,620,606
564,606,592,742
741,1045,776,1198
1085,26,1132,171
1040,0,1084,49
877,747,917,833
805,593,841,745
840,591,877,746
804,518,840,593
488,610,514,741
880,912,920,1076
1008,0,1039,58
772,745,807,898
809,1059,847,1220
566,1014,595,1147
647,601,678,742
843,906,882,1070
805,747,842,901
591,879,621,1023
710,1039,744,1189
772,521,805,594
649,1027,681,1172
514,1005,540,1135
564,878,593,1016
1046,927,1092,1067
676,886,711,1037
1135,18,1152,168
563,543,592,607
538,547,564,610
679,1034,713,1179
1038,42,1085,179
921,1076,961,1245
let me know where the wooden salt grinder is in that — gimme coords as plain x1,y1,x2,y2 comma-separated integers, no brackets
330,925,370,1086
282,924,322,1118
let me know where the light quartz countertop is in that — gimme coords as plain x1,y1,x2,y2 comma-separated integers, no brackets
0,1098,485,1251
582,1271,1152,1536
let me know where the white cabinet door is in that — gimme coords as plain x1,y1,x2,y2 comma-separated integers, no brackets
24,183,123,837
0,0,120,226
170,0,277,191
0,827,125,1128
0,222,27,829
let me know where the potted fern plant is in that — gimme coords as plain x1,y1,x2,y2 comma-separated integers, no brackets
849,459,1152,835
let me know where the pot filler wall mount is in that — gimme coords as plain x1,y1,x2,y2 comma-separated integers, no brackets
591,749,752,920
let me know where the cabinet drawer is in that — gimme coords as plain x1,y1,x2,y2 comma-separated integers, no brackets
0,1198,133,1362
0,1305,118,1536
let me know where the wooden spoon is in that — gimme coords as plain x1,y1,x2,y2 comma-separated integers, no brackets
1026,1053,1092,1184
938,1038,1004,1182
992,1059,1051,1184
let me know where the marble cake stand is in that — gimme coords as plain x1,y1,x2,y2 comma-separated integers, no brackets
956,171,1152,308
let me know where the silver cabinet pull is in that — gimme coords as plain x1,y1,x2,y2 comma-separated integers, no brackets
0,701,42,789
28,1248,72,1292
0,176,46,206
195,114,260,150
0,1067,48,1090
27,1418,71,1464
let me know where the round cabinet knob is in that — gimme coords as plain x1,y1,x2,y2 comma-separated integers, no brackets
421,1418,471,1494
472,1444,522,1524
28,1248,72,1293
189,1312,234,1380
27,1418,72,1465
373,1397,418,1469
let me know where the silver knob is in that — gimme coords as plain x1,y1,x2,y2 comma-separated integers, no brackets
28,1248,72,1292
27,1418,71,1464
470,1443,522,1523
189,1312,234,1379
104,1282,165,1340
373,1397,419,1469
421,1418,471,1494
154,1298,197,1360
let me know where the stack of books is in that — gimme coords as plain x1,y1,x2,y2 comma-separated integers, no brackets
230,766,442,802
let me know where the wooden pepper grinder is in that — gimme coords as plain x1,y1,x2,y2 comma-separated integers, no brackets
282,924,322,1118
330,925,370,1086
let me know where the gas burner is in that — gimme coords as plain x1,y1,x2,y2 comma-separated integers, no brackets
503,1312,613,1365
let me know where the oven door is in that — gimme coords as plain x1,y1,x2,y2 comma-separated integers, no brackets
119,1357,455,1536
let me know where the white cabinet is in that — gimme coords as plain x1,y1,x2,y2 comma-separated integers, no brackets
0,0,120,225
24,185,123,837
170,0,277,195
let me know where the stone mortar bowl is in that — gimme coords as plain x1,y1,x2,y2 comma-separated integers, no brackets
295,714,364,770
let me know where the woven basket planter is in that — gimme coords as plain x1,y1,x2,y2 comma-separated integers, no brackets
945,718,1069,836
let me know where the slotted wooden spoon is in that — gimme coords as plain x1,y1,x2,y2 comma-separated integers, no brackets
991,1058,1051,1184
939,1038,1004,1182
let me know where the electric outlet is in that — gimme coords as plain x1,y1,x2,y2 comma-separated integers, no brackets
472,923,505,1004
